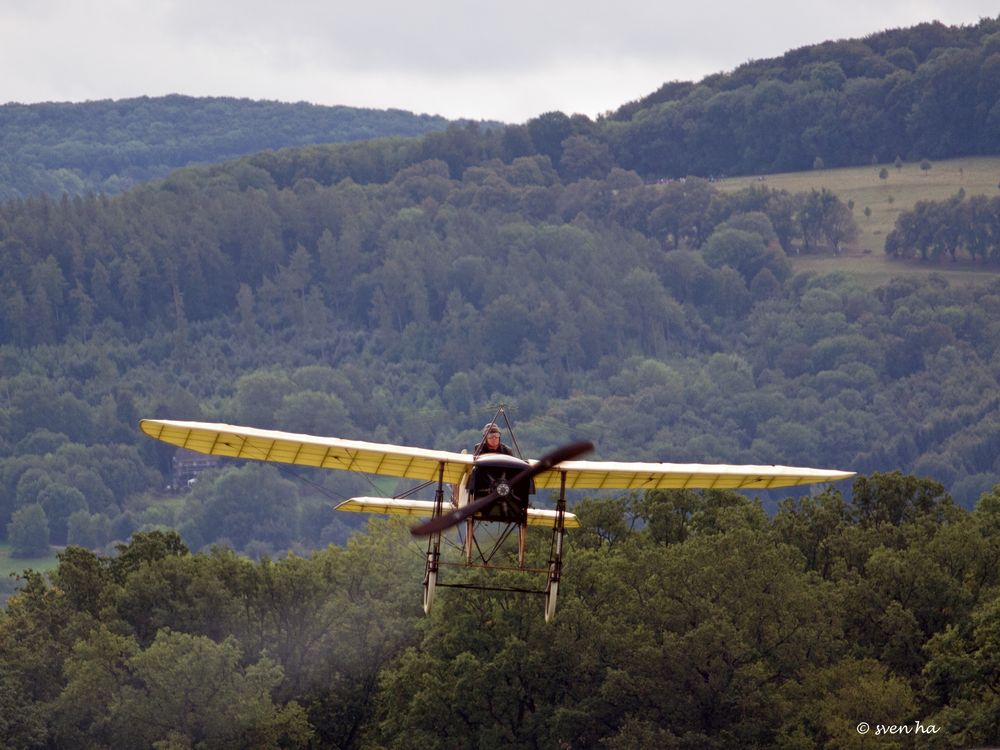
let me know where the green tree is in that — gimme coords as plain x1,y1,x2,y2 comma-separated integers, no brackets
907,48,979,157
526,111,574,169
109,530,190,583
500,124,535,162
924,595,1000,745
276,244,314,325
51,625,139,748
702,227,771,284
112,630,313,748
776,659,916,748
772,488,851,579
749,267,782,300
66,510,112,550
49,545,116,618
559,135,613,181
822,197,860,253
0,668,48,748
274,390,352,436
235,282,259,337
232,370,296,427
37,483,87,545
798,188,858,253
180,464,298,551
7,503,49,557
621,268,682,356
851,471,953,527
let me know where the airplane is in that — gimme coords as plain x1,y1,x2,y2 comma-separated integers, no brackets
139,415,854,622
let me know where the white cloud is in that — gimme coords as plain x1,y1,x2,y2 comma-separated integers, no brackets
1,0,997,121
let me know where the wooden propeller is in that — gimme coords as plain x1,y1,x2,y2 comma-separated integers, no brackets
410,441,593,536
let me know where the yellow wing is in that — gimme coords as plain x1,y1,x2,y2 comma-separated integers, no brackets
140,419,854,492
335,497,581,528
534,459,854,491
139,419,473,484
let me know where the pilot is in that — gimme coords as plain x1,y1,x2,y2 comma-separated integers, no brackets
476,423,513,456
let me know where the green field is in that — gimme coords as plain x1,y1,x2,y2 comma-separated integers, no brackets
0,543,59,579
719,156,1000,284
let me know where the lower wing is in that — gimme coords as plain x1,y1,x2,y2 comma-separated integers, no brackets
336,497,581,528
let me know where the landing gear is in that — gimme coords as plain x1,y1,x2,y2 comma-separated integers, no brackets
420,408,575,622
423,549,438,614
422,465,445,615
544,472,568,623
544,569,559,623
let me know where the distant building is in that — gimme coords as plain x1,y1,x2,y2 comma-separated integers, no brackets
172,448,221,489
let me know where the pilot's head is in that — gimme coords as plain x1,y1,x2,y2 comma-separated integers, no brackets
483,423,501,445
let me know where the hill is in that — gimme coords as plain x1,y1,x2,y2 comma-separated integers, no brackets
604,17,1000,177
720,155,1000,284
1,131,999,560
5,487,1000,748
1,17,999,561
4,17,1000,208
0,95,452,200
5,17,1000,749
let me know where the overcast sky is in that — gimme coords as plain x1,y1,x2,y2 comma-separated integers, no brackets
2,1,998,123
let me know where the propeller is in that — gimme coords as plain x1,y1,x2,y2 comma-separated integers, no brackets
411,440,593,536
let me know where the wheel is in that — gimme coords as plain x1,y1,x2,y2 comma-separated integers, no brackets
544,562,559,623
423,562,437,615
423,532,440,615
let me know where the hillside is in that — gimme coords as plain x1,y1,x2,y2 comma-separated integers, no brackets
2,133,999,560
6,485,1000,748
0,95,451,200
4,17,1000,208
5,17,1000,749
1,16,1000,563
720,155,1000,283
605,17,1000,177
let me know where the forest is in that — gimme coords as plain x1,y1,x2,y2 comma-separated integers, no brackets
2,13,1000,748
607,17,1000,176
4,478,1000,748
10,18,1000,200
887,189,1000,262
0,95,450,200
2,144,1000,565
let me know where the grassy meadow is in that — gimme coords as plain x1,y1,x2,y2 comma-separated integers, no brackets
719,156,1000,285
0,543,59,579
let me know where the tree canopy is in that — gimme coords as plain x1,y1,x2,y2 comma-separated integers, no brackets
3,13,1000,746
0,133,998,563
4,478,1000,747
607,18,1000,177
0,95,452,200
